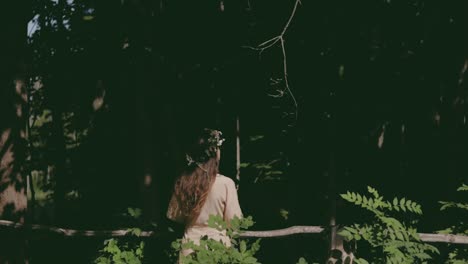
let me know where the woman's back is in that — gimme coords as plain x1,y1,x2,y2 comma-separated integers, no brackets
167,174,242,245
192,174,242,226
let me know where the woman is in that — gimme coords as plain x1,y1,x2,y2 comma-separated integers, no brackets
167,128,243,258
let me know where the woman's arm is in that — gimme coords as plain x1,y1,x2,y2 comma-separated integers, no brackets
223,179,243,222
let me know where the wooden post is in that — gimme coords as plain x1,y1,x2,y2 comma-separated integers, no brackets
235,115,240,182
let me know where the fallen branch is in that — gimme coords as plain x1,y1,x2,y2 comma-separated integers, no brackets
240,225,324,238
0,220,156,237
418,233,468,245
1,220,467,244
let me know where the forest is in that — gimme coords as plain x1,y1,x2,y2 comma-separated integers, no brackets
0,0,467,263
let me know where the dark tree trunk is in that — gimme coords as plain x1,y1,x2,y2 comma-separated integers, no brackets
48,87,68,224
0,2,31,262
0,81,28,222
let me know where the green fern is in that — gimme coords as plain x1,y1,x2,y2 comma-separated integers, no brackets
456,184,468,192
437,183,468,264
341,187,422,215
339,186,438,264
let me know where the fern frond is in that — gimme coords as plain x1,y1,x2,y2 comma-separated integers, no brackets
457,184,468,191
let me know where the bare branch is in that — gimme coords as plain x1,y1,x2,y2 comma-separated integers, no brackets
240,226,324,238
258,36,280,48
1,220,468,245
246,0,301,121
418,233,468,244
0,220,156,237
280,37,298,120
280,0,301,36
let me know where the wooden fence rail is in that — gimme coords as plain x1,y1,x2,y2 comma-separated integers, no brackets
1,220,467,244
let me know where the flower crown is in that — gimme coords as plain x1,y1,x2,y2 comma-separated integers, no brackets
185,129,225,166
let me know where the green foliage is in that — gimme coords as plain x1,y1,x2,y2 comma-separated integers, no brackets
240,134,286,183
340,186,439,264
439,184,468,212
27,71,90,219
28,170,54,205
126,208,143,219
171,215,261,264
439,202,468,211
246,158,284,183
27,91,55,193
341,187,422,215
62,111,90,150
94,208,146,264
279,208,289,220
249,135,265,142
437,184,468,264
95,239,144,264
456,184,468,192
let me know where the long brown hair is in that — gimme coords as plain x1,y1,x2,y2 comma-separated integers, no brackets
172,129,222,225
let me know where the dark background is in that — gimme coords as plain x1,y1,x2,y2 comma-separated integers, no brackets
1,0,467,263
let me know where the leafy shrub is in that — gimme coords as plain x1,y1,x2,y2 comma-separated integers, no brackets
239,134,287,183
171,215,261,264
94,238,145,264
437,184,468,264
94,208,146,264
339,186,439,264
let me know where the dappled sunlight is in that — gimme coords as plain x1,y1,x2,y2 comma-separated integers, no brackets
144,173,152,187
0,129,11,152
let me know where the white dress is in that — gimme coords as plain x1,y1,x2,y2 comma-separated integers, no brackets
167,174,243,256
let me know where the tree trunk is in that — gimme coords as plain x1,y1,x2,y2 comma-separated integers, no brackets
0,81,28,221
235,115,241,182
0,1,30,262
48,92,68,224
0,79,29,264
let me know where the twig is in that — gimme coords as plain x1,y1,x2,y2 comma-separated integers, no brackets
281,0,301,36
280,36,298,120
457,59,467,86
244,0,301,121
